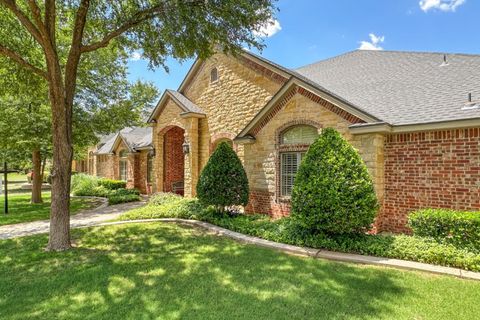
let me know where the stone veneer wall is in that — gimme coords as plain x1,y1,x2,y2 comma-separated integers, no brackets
243,92,385,219
379,128,480,233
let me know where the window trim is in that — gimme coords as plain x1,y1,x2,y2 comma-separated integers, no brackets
119,150,128,181
210,67,219,83
275,121,322,202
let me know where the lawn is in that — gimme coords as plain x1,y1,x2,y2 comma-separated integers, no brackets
1,223,479,320
0,192,102,226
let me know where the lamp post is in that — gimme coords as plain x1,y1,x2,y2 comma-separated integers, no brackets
1,162,17,214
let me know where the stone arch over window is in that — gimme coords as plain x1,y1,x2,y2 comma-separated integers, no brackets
210,67,219,83
275,120,322,200
210,132,236,153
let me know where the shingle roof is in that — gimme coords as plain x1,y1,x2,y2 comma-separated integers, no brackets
166,89,205,114
295,50,480,125
96,127,152,154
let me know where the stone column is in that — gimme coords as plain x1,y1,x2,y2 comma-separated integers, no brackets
184,117,199,197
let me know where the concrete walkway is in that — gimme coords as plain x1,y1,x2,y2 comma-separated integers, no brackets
0,200,146,240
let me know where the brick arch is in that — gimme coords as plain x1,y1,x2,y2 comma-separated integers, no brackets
157,123,185,136
209,132,237,153
275,119,323,146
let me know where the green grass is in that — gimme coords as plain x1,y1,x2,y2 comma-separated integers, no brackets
0,223,479,320
5,172,27,182
0,193,102,226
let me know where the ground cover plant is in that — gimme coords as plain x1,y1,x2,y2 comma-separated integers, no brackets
0,192,101,226
71,174,140,205
120,193,480,271
1,223,480,320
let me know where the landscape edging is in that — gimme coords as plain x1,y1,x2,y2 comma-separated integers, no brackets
88,218,480,281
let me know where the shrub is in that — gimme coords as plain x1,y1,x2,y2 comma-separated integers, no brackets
121,193,203,220
291,128,379,234
196,142,249,211
71,174,99,196
409,208,480,252
119,194,480,272
98,178,127,190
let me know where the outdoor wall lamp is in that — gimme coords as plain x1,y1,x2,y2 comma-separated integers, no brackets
182,141,190,155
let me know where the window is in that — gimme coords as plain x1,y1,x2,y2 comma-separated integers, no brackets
119,150,128,181
210,67,218,83
280,152,305,196
279,125,319,197
147,151,154,183
281,125,318,145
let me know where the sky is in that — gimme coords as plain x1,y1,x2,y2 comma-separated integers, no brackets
127,0,480,94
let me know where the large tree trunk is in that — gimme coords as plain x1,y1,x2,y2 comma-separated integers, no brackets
31,149,43,204
46,97,73,251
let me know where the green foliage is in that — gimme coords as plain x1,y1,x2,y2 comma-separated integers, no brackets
121,193,203,220
98,179,127,190
121,194,480,272
71,174,140,204
291,128,379,234
409,209,480,252
196,142,249,210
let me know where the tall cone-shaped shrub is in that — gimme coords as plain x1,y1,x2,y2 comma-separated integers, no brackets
197,142,249,211
291,128,378,234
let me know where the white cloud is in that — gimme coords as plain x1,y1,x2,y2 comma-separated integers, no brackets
358,33,385,51
129,51,142,61
419,0,466,12
253,19,282,38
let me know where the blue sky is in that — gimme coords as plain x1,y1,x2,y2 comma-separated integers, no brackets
127,0,480,93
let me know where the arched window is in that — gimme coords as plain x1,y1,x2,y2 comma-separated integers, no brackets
119,150,128,181
281,125,318,145
210,67,218,83
279,125,319,197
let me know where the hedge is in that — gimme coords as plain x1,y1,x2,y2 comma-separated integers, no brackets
119,193,480,272
98,178,127,190
71,174,140,204
409,208,480,252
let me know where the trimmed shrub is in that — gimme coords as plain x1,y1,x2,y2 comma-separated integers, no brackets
98,178,127,190
291,128,379,234
196,142,249,211
409,208,480,252
107,188,141,205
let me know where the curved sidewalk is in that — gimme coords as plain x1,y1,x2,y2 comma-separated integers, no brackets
0,200,145,240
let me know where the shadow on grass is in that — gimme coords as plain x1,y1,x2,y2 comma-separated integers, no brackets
0,223,478,320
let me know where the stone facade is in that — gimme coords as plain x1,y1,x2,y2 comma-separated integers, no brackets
146,52,480,233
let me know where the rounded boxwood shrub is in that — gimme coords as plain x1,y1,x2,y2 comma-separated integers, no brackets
291,128,378,234
196,141,249,211
98,178,127,190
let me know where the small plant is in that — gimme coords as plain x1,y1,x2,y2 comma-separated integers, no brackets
291,128,378,234
409,208,480,252
196,142,249,212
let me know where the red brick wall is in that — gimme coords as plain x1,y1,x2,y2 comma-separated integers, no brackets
245,189,291,218
163,126,185,193
380,128,480,233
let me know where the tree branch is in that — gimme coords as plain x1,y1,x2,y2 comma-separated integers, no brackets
27,0,47,35
0,0,45,47
80,1,206,53
0,44,47,79
44,0,55,43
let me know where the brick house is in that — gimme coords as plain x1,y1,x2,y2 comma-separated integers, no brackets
88,50,480,233
85,127,155,194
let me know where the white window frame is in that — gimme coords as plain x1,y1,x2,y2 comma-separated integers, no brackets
119,151,128,181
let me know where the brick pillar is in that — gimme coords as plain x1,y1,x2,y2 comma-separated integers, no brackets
184,117,199,197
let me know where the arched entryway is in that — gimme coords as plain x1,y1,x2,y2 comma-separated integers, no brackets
163,126,185,196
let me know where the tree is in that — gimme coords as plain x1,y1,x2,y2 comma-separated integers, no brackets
197,142,249,212
0,52,158,204
0,0,276,250
291,128,379,234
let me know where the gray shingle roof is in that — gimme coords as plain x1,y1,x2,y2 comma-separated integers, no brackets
96,127,152,154
166,89,205,114
295,50,480,125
